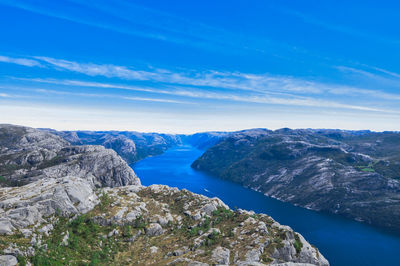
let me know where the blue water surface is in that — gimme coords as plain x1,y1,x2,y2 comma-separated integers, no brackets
132,145,400,266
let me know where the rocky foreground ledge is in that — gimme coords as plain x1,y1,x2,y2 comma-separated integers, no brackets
0,182,328,265
0,125,328,265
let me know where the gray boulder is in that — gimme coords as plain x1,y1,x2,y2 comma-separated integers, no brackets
212,246,230,265
0,176,98,233
146,223,164,236
0,255,17,266
0,219,15,235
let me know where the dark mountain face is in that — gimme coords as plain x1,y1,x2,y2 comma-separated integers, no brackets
191,129,400,231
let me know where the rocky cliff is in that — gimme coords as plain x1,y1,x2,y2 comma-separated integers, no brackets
44,129,182,164
0,125,328,265
0,125,140,188
192,128,400,231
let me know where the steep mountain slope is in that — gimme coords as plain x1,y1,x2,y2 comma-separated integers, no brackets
43,129,182,164
192,129,400,231
0,125,140,188
0,125,328,265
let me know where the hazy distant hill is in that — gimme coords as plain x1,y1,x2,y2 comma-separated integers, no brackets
42,129,232,164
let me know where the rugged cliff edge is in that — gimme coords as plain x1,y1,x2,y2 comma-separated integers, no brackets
0,125,140,188
0,125,328,265
192,128,400,231
44,129,182,164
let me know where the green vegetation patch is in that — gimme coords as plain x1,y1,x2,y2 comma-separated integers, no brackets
361,167,375,172
8,187,292,265
31,215,119,265
294,233,303,254
30,192,130,265
356,163,376,173
0,175,8,185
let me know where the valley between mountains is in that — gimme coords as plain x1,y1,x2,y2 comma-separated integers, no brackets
1,124,400,265
0,124,328,265
43,126,400,231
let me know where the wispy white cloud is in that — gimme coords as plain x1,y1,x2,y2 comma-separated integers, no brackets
32,88,190,104
3,54,400,113
360,65,400,79
11,54,400,102
336,65,400,81
33,56,158,80
336,66,374,77
336,65,400,90
12,77,398,114
121,96,187,104
14,78,201,101
327,85,400,101
16,78,167,94
8,56,336,96
0,55,42,67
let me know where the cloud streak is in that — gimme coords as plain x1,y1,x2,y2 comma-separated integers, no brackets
32,88,190,104
12,77,398,114
2,54,400,114
10,55,400,101
0,55,42,67
336,65,400,90
11,56,328,95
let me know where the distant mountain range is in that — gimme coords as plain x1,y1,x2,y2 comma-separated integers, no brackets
41,129,183,164
36,127,400,231
0,124,328,265
40,129,230,164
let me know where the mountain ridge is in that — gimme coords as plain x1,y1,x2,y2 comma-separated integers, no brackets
0,124,328,265
191,128,400,231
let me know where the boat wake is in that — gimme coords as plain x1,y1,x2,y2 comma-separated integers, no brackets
204,188,212,194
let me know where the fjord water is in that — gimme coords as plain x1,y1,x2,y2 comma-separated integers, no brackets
133,145,400,266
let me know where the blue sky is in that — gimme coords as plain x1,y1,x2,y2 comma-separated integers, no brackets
0,0,399,133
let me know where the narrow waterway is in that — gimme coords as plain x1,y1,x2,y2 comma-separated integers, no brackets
133,145,400,266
